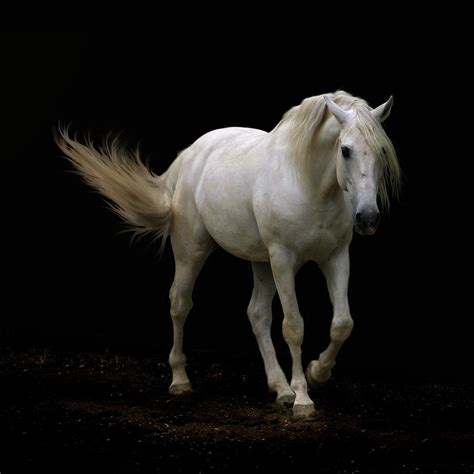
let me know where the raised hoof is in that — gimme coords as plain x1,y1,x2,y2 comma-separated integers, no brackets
306,360,331,387
276,393,296,408
293,403,316,419
169,382,193,395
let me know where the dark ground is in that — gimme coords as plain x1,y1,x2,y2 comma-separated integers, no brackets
0,347,473,473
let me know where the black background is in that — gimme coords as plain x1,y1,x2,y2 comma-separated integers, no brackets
1,31,460,380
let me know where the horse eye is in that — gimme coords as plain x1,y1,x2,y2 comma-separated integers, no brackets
341,146,351,159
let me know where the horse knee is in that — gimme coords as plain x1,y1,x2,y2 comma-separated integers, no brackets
282,314,304,346
330,315,353,343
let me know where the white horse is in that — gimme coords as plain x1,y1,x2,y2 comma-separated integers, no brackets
56,91,401,418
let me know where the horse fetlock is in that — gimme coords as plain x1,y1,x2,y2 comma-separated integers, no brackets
290,379,308,395
168,351,186,370
275,393,296,407
306,359,332,386
268,377,290,392
269,378,294,398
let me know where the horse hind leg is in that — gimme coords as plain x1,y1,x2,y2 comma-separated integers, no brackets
168,235,214,395
248,262,295,407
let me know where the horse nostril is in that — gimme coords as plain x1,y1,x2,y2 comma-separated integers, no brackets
356,213,362,223
375,212,380,225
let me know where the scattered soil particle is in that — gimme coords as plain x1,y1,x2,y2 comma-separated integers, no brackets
1,348,473,473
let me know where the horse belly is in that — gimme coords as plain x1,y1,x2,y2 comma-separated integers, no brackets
212,225,267,261
195,171,268,261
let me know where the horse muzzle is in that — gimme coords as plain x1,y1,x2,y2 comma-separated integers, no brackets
354,208,380,236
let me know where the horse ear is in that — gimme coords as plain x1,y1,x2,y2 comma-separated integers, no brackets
372,96,393,123
324,96,352,124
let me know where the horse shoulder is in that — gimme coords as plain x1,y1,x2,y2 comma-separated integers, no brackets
254,173,352,262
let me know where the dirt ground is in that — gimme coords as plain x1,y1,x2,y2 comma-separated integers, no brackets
0,347,473,473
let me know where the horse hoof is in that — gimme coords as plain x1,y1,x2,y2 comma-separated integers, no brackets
306,360,331,387
293,403,316,419
169,382,193,395
276,393,296,408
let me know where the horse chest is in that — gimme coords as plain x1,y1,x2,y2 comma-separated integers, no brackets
265,203,352,263
294,217,350,261
304,224,348,261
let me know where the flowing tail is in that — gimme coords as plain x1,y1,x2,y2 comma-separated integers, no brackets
55,127,172,254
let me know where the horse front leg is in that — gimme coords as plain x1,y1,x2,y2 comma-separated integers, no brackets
306,246,353,385
269,245,315,418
